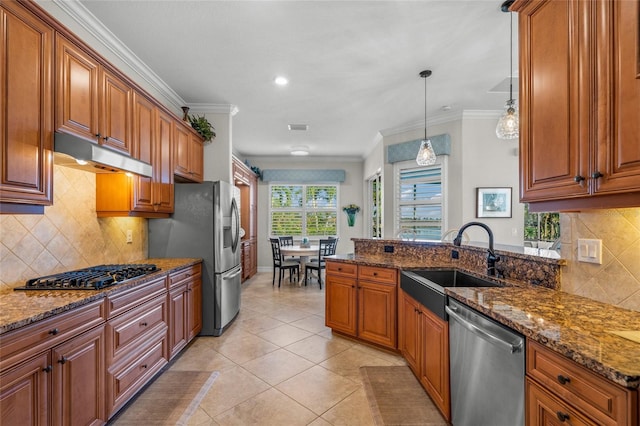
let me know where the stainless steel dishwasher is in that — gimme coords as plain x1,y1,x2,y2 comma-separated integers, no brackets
446,298,525,426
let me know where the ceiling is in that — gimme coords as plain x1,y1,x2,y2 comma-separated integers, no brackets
76,0,518,159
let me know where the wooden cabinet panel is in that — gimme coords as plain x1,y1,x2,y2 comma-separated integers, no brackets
325,272,358,336
189,132,204,182
0,2,53,209
55,34,99,141
106,275,167,318
174,121,203,182
169,284,188,358
398,291,420,374
419,306,449,420
99,68,132,154
187,278,202,340
153,109,174,213
0,352,50,426
130,91,154,211
326,261,357,277
515,0,640,209
358,265,397,284
357,280,396,348
527,378,597,426
168,265,202,358
51,326,106,425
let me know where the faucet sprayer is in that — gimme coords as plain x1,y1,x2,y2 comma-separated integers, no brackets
453,222,500,276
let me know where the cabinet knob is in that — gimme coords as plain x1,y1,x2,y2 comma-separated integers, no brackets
141,364,148,369
573,175,585,183
43,365,53,373
103,136,109,141
49,328,59,336
58,356,68,365
591,171,604,179
140,322,148,327
557,374,571,385
95,133,101,139
556,411,570,422
373,272,378,276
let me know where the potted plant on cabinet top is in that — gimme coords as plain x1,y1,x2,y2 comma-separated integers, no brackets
188,114,216,143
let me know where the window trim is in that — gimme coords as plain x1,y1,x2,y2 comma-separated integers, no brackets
393,157,448,240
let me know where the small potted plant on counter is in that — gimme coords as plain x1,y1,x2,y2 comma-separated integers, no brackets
188,114,216,143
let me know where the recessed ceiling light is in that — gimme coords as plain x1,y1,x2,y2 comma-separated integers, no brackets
288,124,308,131
274,76,289,86
290,146,309,156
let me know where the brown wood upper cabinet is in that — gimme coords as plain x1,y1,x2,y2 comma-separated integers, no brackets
174,120,204,183
0,1,53,212
515,0,640,210
56,34,133,155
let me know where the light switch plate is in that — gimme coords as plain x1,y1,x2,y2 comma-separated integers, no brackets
577,238,602,264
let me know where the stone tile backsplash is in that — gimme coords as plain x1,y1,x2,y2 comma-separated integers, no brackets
0,166,147,291
560,208,640,312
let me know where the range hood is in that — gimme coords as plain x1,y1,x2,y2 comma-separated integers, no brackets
54,132,153,178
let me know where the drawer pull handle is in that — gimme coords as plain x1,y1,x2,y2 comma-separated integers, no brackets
556,411,570,422
58,356,67,365
43,365,53,373
141,364,148,369
140,322,148,327
49,328,59,335
591,171,603,179
557,375,571,385
373,272,378,276
338,268,342,271
573,175,585,182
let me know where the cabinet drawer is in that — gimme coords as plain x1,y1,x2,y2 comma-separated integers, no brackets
106,295,167,364
0,299,106,372
169,263,202,289
358,265,397,284
326,261,357,277
527,340,632,426
107,328,168,416
526,378,598,426
107,275,167,318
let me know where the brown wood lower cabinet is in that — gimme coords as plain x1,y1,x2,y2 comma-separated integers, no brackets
526,339,638,426
325,262,397,350
0,300,107,425
168,264,203,358
398,290,450,421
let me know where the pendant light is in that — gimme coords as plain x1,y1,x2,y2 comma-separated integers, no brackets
496,1,519,140
416,70,437,166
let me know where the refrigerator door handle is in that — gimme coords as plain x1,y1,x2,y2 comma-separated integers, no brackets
231,197,240,253
224,268,242,280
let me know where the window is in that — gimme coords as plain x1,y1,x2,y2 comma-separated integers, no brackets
524,204,560,245
270,184,338,237
395,162,444,240
367,174,382,238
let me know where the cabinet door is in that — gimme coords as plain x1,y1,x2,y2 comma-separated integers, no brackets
99,68,132,154
325,274,357,336
420,306,450,421
55,34,99,141
0,3,53,208
0,352,50,425
398,291,420,375
169,284,188,359
593,0,640,194
189,133,204,182
188,279,202,340
518,0,590,202
357,280,396,349
154,110,174,213
51,326,106,426
173,121,191,180
131,92,154,212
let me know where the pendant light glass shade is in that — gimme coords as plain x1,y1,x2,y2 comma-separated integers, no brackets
496,99,519,139
496,7,519,140
416,139,437,166
416,70,437,166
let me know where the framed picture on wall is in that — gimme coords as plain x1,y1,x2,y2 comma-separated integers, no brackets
476,187,512,218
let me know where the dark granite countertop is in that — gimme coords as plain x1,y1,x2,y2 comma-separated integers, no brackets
0,258,201,335
326,254,640,389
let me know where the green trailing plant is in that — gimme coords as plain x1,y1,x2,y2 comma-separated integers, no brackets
188,114,216,142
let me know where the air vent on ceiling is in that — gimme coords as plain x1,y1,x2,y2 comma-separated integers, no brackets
288,124,309,131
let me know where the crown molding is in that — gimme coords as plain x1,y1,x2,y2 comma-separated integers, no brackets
51,0,186,110
188,104,240,116
379,109,503,137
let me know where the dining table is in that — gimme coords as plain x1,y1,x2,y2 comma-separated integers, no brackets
280,245,319,286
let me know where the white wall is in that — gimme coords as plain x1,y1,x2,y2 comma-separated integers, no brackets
244,157,364,270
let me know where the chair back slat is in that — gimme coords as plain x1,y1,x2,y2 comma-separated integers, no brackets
279,236,294,247
270,238,284,266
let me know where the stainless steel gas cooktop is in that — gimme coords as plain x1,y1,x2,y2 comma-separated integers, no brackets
14,264,159,290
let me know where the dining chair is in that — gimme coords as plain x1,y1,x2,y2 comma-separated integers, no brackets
304,238,337,289
279,236,300,262
269,238,299,287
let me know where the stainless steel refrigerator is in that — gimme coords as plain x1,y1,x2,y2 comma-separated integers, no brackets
149,181,241,336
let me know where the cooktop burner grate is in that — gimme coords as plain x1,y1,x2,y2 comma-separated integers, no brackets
15,264,159,290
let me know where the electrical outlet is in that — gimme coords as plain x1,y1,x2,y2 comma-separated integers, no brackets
384,245,394,253
451,250,459,259
126,230,133,244
577,238,602,264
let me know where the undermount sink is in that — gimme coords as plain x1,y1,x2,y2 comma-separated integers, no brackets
400,269,499,320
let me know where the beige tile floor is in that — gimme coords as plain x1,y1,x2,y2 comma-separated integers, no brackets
110,272,410,425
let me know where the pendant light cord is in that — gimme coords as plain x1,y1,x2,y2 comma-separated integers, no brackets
424,73,427,140
509,11,513,102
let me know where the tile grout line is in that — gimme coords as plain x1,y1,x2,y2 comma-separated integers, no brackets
175,370,220,425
